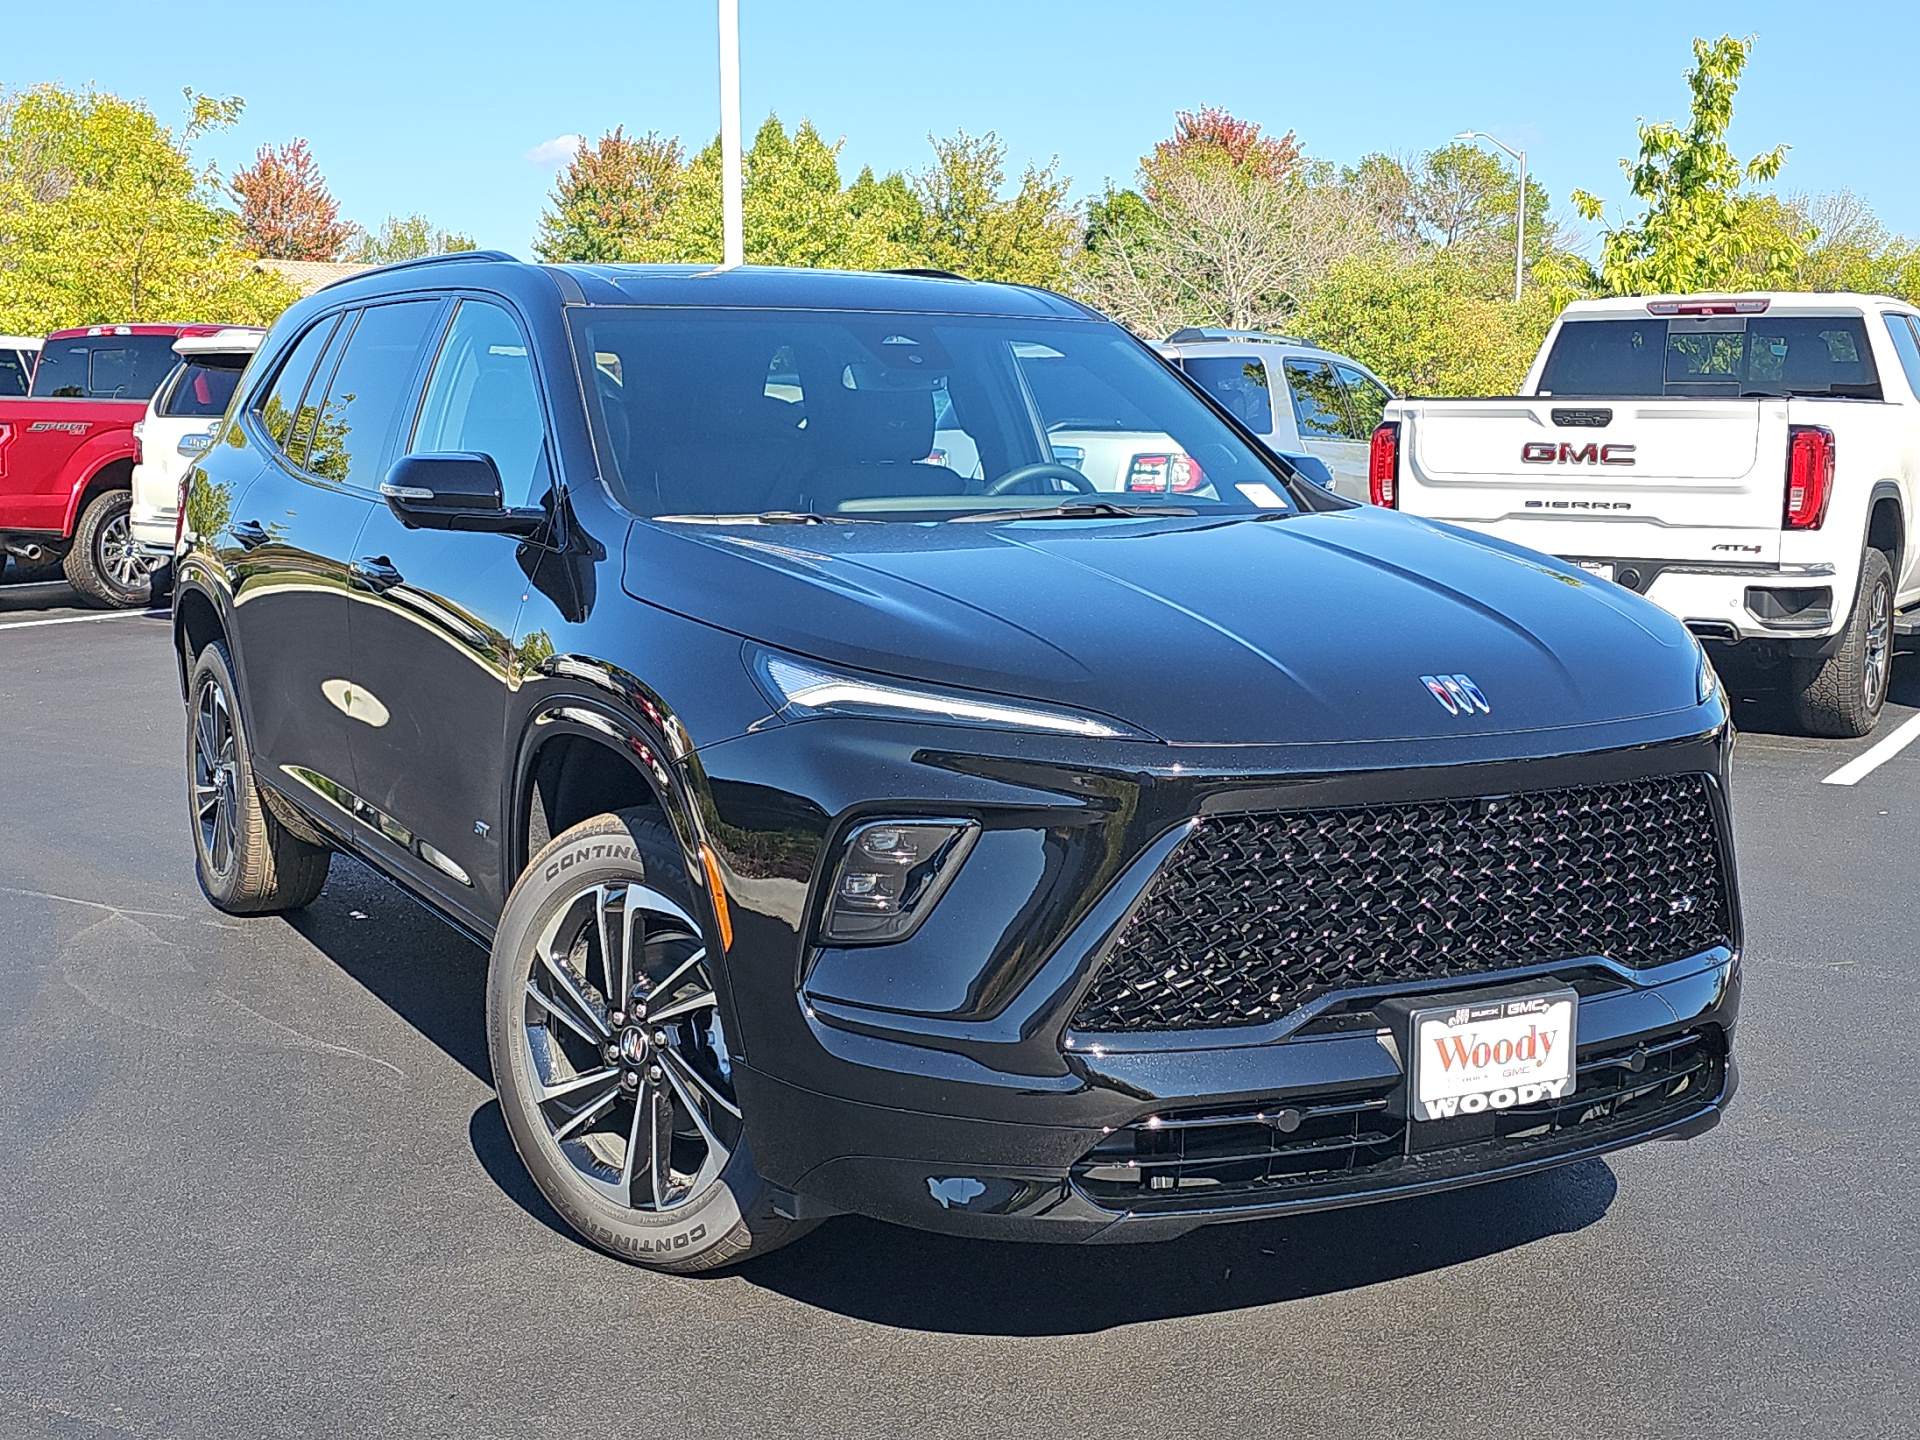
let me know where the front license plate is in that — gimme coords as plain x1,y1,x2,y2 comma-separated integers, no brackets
1573,560,1615,583
1409,989,1577,1122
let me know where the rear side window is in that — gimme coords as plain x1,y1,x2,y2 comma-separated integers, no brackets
410,301,549,506
1539,316,1883,399
255,317,342,455
1183,356,1274,434
302,301,443,489
1283,359,1351,440
0,349,29,396
29,334,180,400
1882,315,1920,399
1336,364,1391,435
159,358,247,418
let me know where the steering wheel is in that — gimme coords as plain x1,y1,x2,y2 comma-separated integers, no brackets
985,462,1098,496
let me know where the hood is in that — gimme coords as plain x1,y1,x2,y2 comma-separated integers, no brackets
621,508,1703,746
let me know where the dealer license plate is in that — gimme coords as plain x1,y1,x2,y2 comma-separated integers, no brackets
1408,989,1577,1122
1573,561,1615,583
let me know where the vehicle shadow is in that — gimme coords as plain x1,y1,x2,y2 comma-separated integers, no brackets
0,576,86,613
1719,638,1917,737
733,1160,1617,1334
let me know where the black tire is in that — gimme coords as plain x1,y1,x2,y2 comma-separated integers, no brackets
64,489,152,609
1793,548,1894,739
187,640,331,913
487,810,812,1271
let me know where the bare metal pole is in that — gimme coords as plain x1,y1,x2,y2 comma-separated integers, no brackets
719,0,744,268
1458,131,1527,302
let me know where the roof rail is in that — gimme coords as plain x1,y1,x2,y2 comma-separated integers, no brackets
888,267,971,281
317,249,516,292
1165,326,1307,347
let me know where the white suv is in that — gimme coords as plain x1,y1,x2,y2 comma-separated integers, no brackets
130,328,262,563
1162,328,1395,500
0,335,39,397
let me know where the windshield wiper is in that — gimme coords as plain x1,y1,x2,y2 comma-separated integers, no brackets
951,502,1197,523
655,511,880,525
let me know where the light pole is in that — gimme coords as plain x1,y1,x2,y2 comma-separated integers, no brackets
719,0,744,268
1457,131,1526,303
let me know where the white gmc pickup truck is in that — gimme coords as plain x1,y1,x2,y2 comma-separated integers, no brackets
1370,293,1920,736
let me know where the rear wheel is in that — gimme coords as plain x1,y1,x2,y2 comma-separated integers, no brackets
1793,547,1894,738
64,489,152,609
187,640,331,913
487,810,813,1271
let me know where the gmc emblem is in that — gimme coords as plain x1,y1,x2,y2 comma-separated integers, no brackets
1522,441,1635,465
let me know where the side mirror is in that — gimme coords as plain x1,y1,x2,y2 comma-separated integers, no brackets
380,453,544,535
1275,451,1337,491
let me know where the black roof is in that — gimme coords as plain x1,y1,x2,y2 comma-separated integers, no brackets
314,255,1093,319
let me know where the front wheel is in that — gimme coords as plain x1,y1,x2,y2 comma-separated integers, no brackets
486,810,812,1271
65,489,152,609
1793,547,1894,738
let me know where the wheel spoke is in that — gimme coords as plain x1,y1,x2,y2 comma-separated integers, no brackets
552,1083,621,1142
646,987,717,1025
523,980,603,1048
620,899,643,1014
659,1053,726,1152
595,884,623,1008
538,947,610,1038
617,1078,649,1205
639,945,705,1008
533,1065,620,1106
661,1045,741,1119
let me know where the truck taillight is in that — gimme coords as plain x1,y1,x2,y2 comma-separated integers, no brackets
1127,453,1205,493
1369,422,1400,507
132,419,145,465
1785,425,1834,529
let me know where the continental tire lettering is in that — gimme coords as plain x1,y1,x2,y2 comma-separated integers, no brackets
544,842,637,881
595,1223,709,1257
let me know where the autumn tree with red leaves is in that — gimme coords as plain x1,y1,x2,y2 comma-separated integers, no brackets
231,138,352,260
1143,105,1301,195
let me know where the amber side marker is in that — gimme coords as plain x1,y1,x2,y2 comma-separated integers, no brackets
699,844,735,951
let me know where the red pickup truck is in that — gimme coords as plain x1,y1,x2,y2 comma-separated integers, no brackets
0,323,229,607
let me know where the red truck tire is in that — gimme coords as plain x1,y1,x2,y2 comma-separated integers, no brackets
63,489,150,609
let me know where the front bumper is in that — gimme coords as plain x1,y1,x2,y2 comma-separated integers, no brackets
693,705,1742,1242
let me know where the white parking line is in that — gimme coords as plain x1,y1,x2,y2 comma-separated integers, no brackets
1822,712,1920,786
0,609,168,632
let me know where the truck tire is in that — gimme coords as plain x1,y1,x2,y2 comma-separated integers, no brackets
187,640,331,913
487,809,816,1271
1793,548,1894,739
64,489,152,609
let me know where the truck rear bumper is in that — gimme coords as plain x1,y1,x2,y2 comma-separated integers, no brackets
1562,556,1847,643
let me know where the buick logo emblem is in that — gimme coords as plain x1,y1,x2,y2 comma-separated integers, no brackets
1421,674,1490,715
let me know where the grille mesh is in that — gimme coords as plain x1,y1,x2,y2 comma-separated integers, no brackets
1073,774,1729,1033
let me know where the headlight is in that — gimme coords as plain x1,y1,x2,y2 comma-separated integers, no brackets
820,818,980,944
751,650,1147,739
1694,641,1719,706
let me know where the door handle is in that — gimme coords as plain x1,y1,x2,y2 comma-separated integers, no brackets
350,556,404,593
231,519,270,549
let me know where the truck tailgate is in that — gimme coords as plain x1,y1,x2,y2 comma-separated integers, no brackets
1399,398,1782,563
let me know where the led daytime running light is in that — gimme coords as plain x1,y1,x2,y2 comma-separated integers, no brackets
761,655,1135,738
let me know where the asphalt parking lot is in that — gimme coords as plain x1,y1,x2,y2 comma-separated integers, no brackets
0,576,1914,1440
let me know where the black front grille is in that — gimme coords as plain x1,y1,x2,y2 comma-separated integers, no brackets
1074,774,1729,1033
1072,1028,1724,1210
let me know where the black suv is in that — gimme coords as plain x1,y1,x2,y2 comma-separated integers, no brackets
176,255,1741,1270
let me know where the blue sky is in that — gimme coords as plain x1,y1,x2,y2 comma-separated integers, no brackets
6,1,1916,256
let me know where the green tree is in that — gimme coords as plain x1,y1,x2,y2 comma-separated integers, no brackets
0,84,295,332
911,131,1077,286
1573,35,1808,294
533,127,685,263
349,212,477,264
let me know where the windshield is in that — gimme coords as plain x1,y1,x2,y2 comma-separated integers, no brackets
29,333,182,400
1537,315,1883,399
571,308,1300,520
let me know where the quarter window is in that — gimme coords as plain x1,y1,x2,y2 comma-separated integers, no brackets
410,301,549,506
254,316,342,457
1335,364,1392,438
303,301,443,489
1284,359,1350,441
1183,356,1274,434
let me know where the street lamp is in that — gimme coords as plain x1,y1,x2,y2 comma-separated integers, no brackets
1457,131,1526,303
718,0,744,268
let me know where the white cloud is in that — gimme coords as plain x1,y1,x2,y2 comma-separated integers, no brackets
524,134,584,167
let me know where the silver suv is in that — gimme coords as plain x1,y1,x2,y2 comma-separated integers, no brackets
1164,329,1394,501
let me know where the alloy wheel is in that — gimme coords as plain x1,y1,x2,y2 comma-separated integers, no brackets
519,880,739,1212
1864,575,1892,711
192,679,238,876
98,510,153,592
